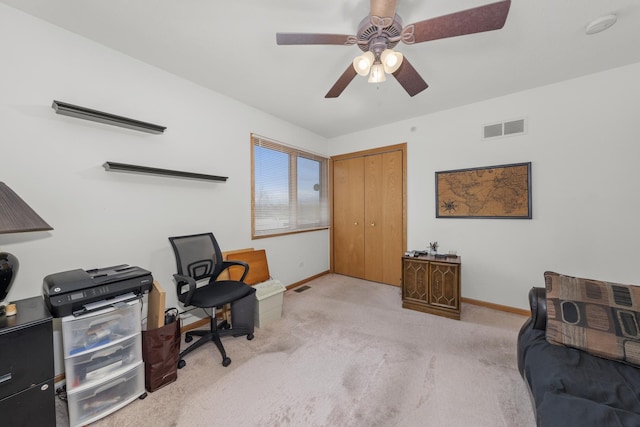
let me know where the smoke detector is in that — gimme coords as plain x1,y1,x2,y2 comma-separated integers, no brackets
585,14,617,35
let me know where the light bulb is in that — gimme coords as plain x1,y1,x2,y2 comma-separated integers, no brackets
357,58,369,71
381,49,403,74
352,51,374,76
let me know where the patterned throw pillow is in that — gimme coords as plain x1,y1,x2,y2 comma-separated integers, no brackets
545,271,640,365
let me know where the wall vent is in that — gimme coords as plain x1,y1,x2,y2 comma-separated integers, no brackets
483,118,526,140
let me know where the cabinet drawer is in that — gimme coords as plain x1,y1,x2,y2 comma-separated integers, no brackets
62,300,141,357
0,320,53,400
65,334,142,390
0,377,55,427
67,362,144,427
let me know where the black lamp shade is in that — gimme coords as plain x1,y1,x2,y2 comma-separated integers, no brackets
0,252,19,301
0,182,53,233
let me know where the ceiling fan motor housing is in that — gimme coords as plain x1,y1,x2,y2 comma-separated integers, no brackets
356,14,403,54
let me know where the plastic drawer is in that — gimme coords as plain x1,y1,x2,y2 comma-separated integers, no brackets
62,300,141,358
67,362,144,427
64,334,142,390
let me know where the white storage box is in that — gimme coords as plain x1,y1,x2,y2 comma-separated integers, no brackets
62,300,141,358
61,297,145,427
67,362,144,427
64,335,142,389
253,279,286,328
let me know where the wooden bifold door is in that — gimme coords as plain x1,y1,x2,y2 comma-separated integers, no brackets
331,144,406,286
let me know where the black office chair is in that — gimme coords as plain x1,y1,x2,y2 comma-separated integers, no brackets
169,232,256,368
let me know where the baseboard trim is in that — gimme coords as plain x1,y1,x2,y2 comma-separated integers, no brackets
461,297,529,317
286,270,330,291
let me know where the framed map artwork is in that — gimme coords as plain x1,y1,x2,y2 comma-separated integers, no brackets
435,162,531,219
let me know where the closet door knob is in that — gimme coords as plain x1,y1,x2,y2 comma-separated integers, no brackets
371,222,375,227
354,221,358,226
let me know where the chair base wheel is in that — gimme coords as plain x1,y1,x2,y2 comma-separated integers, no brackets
222,357,231,367
178,359,186,369
247,333,254,340
185,335,193,343
139,392,148,400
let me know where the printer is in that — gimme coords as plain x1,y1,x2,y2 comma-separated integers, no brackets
43,264,153,317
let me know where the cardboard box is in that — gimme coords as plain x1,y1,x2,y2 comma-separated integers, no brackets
147,280,166,329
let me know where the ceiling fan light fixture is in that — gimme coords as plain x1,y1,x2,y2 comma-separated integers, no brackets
368,63,386,83
278,0,512,97
381,49,403,74
353,51,375,76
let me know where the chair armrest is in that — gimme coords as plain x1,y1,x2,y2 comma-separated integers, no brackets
174,273,197,306
221,260,250,282
529,287,547,331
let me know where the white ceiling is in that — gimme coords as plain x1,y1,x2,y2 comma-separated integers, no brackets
2,0,639,138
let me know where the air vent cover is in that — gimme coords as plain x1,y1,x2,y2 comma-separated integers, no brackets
483,118,526,140
504,119,525,135
483,123,503,139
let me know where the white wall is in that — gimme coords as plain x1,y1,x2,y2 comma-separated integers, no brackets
3,2,640,373
0,5,329,320
329,61,640,310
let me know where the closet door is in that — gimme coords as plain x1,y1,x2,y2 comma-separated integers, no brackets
331,144,406,286
364,154,383,282
333,156,365,278
364,150,403,286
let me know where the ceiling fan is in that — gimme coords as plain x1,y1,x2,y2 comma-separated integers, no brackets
276,0,511,98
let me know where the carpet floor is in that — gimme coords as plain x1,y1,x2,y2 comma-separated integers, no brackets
56,274,536,427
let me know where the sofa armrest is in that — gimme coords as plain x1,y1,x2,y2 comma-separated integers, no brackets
517,287,548,377
529,287,547,331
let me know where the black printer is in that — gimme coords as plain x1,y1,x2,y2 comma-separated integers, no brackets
43,264,153,317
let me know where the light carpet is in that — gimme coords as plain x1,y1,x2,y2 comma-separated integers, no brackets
57,274,535,427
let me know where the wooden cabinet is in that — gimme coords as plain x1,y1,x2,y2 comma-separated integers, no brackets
402,255,461,320
0,297,55,427
332,144,406,286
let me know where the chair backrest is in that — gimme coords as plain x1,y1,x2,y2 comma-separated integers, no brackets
168,232,225,281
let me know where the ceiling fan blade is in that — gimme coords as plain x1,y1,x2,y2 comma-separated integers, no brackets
392,57,428,97
404,0,511,44
276,33,354,45
325,65,358,98
370,0,398,19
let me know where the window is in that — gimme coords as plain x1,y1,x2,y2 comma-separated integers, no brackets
251,134,329,238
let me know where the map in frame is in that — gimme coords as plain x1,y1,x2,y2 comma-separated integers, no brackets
435,162,531,219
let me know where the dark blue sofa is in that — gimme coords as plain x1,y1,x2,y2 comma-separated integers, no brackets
517,287,640,426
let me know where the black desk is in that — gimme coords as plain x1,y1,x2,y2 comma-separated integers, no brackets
0,296,55,426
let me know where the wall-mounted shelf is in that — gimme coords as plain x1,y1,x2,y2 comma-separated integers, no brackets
52,100,166,134
103,162,228,182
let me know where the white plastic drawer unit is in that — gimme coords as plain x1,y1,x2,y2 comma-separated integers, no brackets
67,362,144,427
62,300,141,358
64,335,142,389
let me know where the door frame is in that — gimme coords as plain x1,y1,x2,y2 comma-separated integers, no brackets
329,143,407,281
